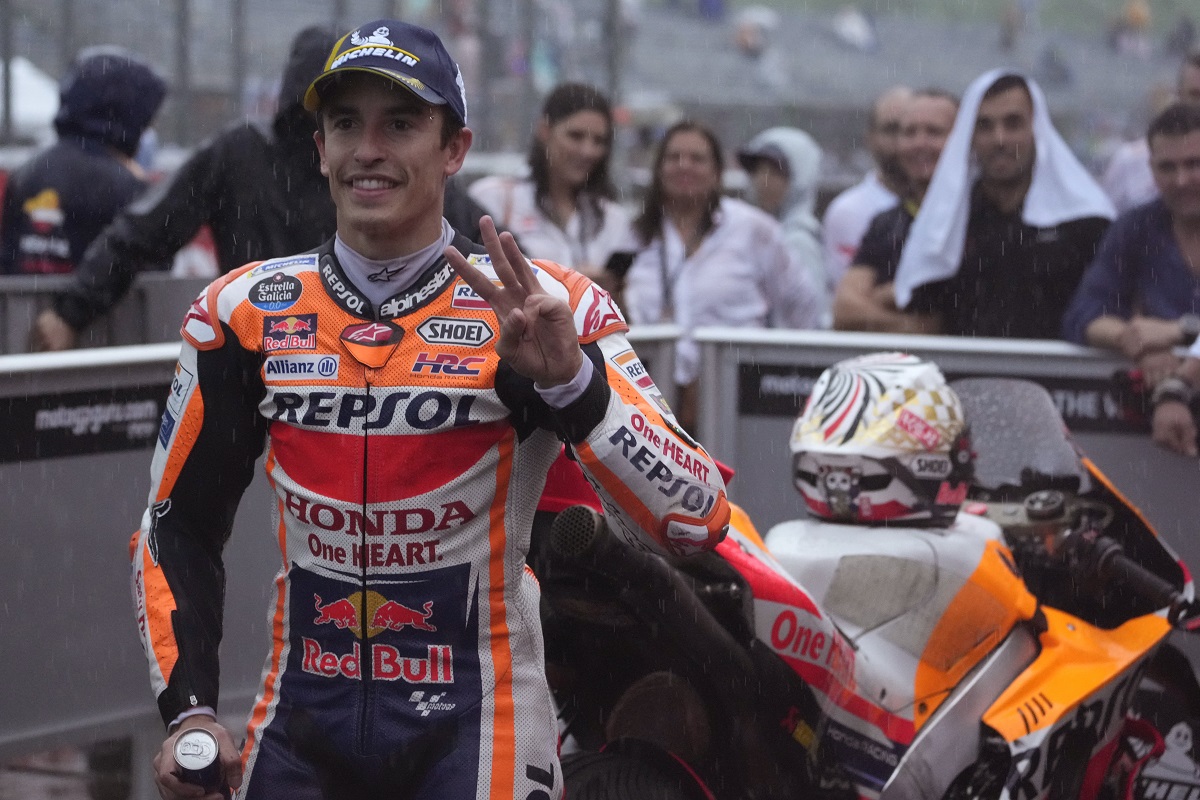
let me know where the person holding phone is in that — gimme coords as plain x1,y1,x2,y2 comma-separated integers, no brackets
469,82,636,292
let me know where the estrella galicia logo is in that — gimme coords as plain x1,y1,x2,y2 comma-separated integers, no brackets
250,273,302,312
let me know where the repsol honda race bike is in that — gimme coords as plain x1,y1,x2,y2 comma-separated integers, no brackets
533,378,1200,800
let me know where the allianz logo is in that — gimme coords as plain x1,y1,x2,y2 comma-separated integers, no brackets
265,355,340,380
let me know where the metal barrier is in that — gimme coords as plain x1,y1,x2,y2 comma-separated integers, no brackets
695,327,1200,553
0,325,681,797
3,326,1198,796
0,273,210,354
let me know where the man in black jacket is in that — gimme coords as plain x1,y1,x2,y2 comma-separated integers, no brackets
0,47,166,276
34,25,492,350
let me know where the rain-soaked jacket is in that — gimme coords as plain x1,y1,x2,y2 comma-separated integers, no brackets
738,127,829,323
0,49,166,274
51,27,491,332
131,240,731,797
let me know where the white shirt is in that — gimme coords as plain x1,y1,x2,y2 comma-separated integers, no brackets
820,172,898,288
624,196,822,385
1101,138,1158,214
468,176,637,271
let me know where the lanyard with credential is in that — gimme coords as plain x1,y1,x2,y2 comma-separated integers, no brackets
657,236,686,323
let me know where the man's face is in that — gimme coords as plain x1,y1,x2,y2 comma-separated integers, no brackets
1150,129,1200,222
659,130,721,205
898,96,958,192
868,90,910,184
972,85,1036,187
1180,64,1200,106
314,74,471,258
748,159,789,217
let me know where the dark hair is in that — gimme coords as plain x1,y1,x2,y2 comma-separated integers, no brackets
1148,101,1200,143
528,82,616,209
982,73,1031,103
633,120,724,247
526,83,615,245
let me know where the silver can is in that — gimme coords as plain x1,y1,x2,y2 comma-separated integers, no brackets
173,727,222,791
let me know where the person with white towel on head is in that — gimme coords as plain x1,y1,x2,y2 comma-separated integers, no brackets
892,69,1115,339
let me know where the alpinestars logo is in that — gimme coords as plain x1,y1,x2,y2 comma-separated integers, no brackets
409,690,455,717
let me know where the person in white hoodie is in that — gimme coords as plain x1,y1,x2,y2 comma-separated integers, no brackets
737,126,831,325
623,120,823,430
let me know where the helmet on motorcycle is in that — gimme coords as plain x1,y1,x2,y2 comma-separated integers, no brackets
790,353,973,526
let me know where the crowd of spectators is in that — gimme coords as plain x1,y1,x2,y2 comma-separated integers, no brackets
3,36,1200,453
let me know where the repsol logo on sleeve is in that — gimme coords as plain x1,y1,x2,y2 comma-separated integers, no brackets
271,390,482,431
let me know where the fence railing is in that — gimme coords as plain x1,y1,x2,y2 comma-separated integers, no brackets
3,326,1198,798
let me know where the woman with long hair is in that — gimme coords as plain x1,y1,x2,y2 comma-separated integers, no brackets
469,82,635,282
624,120,822,430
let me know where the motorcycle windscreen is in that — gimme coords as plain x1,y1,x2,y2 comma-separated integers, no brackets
951,377,1090,501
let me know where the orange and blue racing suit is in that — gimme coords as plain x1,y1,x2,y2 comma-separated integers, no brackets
130,234,731,799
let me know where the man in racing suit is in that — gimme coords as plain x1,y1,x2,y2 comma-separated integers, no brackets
130,18,730,800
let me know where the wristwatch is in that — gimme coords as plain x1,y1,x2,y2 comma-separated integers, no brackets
1178,313,1200,346
1151,375,1195,407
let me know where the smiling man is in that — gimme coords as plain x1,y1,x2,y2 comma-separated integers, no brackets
1065,103,1200,388
893,70,1115,339
129,19,730,800
832,88,958,333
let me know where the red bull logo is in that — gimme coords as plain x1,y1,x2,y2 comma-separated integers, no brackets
301,639,453,683
313,594,359,629
312,591,436,638
373,600,436,632
263,314,317,351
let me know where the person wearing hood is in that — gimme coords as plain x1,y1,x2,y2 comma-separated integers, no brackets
892,70,1115,339
32,25,494,351
0,47,166,276
737,126,830,325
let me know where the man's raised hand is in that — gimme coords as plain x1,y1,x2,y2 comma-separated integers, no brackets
444,216,583,388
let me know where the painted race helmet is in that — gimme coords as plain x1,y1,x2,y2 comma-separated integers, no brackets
790,353,973,526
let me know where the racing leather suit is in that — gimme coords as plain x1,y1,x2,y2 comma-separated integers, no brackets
130,233,731,799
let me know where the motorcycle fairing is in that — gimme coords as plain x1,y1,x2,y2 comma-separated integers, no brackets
983,608,1171,800
879,624,1041,800
766,513,1036,719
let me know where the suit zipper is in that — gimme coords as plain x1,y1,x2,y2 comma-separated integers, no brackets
358,368,374,751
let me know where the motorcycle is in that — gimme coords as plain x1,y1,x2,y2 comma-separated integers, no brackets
534,377,1200,799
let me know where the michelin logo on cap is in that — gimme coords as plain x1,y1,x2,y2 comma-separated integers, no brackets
304,19,468,125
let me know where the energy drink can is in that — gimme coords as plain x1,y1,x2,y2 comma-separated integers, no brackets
173,728,223,793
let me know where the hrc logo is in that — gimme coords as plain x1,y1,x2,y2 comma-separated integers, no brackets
411,352,487,376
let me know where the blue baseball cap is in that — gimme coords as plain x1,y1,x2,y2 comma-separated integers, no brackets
303,20,468,126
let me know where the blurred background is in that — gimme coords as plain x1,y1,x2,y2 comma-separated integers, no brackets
0,0,1195,192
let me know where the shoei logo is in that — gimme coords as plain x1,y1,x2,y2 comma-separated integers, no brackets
416,317,494,347
409,690,455,717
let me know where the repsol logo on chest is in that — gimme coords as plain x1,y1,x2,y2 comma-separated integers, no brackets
321,261,368,315
271,390,481,430
416,317,494,347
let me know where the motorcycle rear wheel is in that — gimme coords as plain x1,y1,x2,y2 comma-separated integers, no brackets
561,749,709,800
